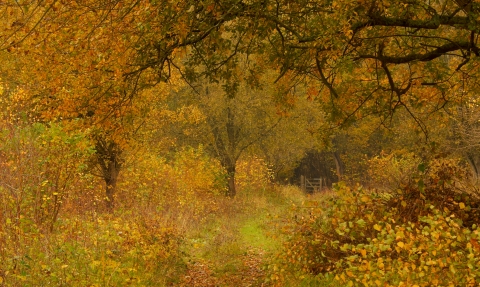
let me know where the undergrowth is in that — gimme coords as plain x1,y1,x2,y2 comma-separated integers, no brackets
0,126,301,286
270,158,480,287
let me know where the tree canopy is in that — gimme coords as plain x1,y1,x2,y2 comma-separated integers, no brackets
3,0,480,115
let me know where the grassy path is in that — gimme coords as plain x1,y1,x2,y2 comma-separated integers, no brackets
177,187,300,286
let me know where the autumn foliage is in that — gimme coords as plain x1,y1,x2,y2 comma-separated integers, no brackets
270,158,480,286
4,0,480,286
0,113,279,285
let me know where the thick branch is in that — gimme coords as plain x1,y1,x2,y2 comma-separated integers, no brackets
353,14,470,31
356,41,479,64
315,56,339,98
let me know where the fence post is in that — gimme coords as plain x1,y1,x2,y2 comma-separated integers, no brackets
300,175,305,192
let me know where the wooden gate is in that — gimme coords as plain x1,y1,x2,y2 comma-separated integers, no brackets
300,175,326,193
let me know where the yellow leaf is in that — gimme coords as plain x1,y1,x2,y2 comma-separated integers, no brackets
360,249,367,257
459,202,465,209
397,241,405,248
396,230,405,239
374,224,382,231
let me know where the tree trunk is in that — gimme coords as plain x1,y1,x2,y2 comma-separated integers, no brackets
209,104,238,198
466,152,479,184
225,106,237,197
333,151,345,181
104,162,120,210
226,164,236,197
95,137,122,211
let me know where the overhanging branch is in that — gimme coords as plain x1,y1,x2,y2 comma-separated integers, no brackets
356,41,478,64
353,14,471,31
315,56,339,98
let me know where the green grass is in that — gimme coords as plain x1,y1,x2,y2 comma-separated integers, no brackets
295,275,338,287
176,185,306,285
239,216,280,251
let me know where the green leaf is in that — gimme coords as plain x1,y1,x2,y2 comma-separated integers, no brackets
418,163,426,173
355,219,366,227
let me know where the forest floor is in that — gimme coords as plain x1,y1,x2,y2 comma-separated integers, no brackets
173,185,337,287
177,186,305,286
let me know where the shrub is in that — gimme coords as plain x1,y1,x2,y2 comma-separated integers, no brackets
270,158,480,286
367,151,420,191
0,212,185,286
117,146,227,230
236,156,274,195
0,122,95,232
